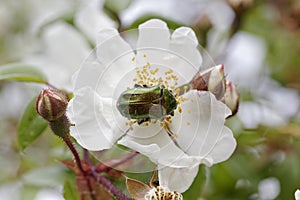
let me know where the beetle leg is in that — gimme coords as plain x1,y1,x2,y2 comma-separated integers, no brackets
134,84,143,88
137,119,144,125
137,118,150,125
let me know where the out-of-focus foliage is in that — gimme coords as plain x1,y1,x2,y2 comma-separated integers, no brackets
242,0,300,86
18,97,48,150
0,63,47,83
0,0,300,199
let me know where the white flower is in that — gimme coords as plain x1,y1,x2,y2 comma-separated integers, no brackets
74,0,117,43
295,189,300,200
68,19,236,192
23,22,91,90
0,182,22,200
120,0,234,30
27,0,79,34
257,177,280,200
22,0,116,90
34,188,64,200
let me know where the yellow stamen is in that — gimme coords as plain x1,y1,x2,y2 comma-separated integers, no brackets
184,85,189,92
178,106,182,113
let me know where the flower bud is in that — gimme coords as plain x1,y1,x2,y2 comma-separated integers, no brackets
228,0,253,11
36,89,69,121
191,64,226,100
224,81,239,116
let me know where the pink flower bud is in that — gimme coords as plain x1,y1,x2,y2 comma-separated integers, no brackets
191,64,226,100
36,89,69,121
224,81,239,116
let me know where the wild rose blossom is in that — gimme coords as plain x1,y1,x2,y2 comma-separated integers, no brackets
68,19,236,192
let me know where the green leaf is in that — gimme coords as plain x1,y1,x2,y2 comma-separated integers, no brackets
18,97,48,150
0,63,47,83
63,178,80,200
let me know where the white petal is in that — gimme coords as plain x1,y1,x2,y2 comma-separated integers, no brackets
170,90,235,166
75,0,116,43
42,22,90,73
169,27,202,70
136,19,171,65
68,87,127,151
0,182,21,200
206,1,234,30
136,19,170,51
96,28,133,65
224,32,266,88
73,57,137,100
258,177,280,200
24,56,73,91
25,22,91,90
204,126,236,164
29,0,77,34
295,189,300,200
157,27,201,85
72,60,104,91
136,21,200,86
118,123,196,167
95,28,136,98
158,165,199,193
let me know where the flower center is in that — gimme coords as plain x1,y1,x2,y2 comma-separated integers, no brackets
116,55,189,133
144,186,183,200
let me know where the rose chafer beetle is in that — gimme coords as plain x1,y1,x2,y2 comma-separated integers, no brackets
117,84,177,124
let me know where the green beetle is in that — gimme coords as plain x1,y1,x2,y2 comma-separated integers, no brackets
117,85,177,124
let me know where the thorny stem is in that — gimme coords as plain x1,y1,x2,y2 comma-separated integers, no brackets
84,149,132,200
63,137,96,200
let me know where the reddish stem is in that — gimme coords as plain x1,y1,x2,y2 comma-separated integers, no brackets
84,149,132,200
63,137,96,200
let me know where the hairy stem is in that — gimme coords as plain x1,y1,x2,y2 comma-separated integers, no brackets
63,137,96,200
84,149,132,200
